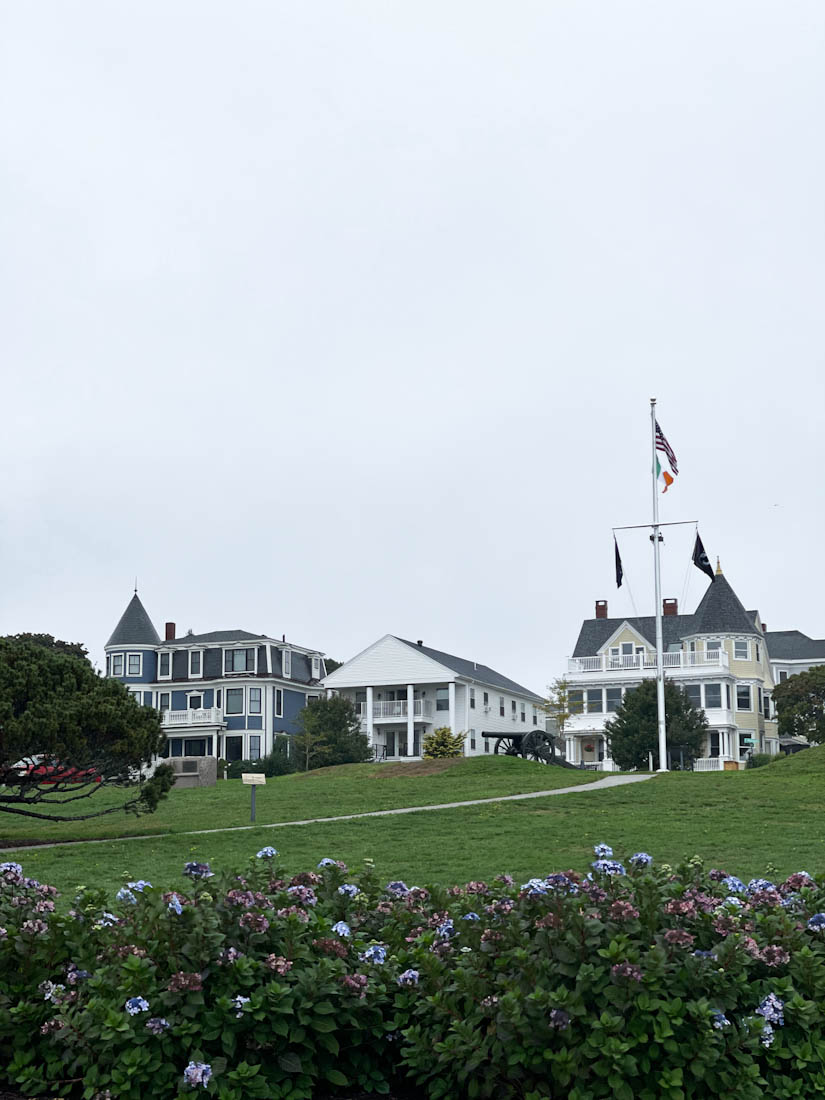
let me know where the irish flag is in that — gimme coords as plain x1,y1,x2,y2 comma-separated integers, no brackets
655,421,678,493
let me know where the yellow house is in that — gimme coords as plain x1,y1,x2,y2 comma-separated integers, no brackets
563,565,778,770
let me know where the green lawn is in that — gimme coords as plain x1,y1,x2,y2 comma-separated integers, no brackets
6,749,825,904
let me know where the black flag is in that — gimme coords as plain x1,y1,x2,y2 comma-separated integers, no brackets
615,537,624,589
693,533,714,582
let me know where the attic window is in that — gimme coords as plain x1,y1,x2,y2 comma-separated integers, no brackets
311,655,320,679
282,649,292,678
225,648,256,674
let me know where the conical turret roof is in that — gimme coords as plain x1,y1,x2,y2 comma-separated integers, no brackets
106,594,161,647
690,573,760,637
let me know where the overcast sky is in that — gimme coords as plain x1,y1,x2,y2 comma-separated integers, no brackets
2,1,823,693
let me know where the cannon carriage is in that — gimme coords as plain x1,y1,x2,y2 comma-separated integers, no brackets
481,728,575,766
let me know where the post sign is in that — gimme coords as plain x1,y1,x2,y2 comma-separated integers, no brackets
241,773,266,785
743,738,755,745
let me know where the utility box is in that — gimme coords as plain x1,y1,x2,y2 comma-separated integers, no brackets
723,760,740,771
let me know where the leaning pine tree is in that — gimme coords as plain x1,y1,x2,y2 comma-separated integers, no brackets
604,679,708,771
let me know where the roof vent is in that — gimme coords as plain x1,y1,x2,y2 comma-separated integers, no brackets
417,639,423,647
186,628,194,636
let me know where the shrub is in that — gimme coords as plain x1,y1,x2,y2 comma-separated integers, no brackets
226,739,296,780
422,726,466,758
4,851,825,1098
746,753,774,770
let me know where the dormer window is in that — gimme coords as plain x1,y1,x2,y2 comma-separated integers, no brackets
224,648,257,674
282,649,292,678
189,650,203,678
158,652,172,679
311,655,320,679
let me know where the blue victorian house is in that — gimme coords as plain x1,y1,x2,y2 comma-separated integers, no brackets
105,593,327,764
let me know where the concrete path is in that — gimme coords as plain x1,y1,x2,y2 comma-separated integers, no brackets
1,773,654,854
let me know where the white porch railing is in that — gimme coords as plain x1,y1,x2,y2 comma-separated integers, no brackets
162,708,224,727
568,651,729,674
357,700,434,719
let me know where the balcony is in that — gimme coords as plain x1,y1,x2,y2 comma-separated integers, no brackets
162,708,224,728
356,700,435,721
567,650,729,676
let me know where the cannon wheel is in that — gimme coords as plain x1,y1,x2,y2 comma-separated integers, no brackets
493,736,521,757
521,730,555,764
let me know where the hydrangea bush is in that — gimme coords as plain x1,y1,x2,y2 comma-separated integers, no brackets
3,850,825,1098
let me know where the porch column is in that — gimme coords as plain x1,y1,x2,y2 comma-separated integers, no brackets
366,686,374,749
407,684,415,757
448,682,456,736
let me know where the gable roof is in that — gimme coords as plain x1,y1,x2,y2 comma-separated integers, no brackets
393,637,543,701
106,594,161,647
765,630,825,661
572,615,690,658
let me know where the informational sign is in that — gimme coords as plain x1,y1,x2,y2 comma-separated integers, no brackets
242,773,266,785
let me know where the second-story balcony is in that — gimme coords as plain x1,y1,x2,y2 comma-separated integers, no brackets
356,700,434,722
567,650,729,676
162,707,225,728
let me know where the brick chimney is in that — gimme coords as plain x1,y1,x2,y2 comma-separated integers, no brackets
663,599,678,617
165,622,176,641
595,600,608,620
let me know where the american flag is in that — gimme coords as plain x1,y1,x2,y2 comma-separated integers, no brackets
655,421,678,475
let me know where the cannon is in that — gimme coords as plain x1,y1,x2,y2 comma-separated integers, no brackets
481,729,577,766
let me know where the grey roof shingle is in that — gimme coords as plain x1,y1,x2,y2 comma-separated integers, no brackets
163,629,267,646
765,630,825,661
572,575,762,657
106,594,161,647
393,637,543,702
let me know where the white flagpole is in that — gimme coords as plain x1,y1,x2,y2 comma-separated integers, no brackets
650,398,668,771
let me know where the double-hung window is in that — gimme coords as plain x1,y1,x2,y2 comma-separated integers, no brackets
520,702,526,722
683,684,702,710
469,688,476,710
511,700,517,718
736,684,752,711
499,696,505,717
189,651,202,677
225,648,256,674
605,687,622,713
274,688,283,717
158,652,171,679
569,691,583,714
157,691,170,713
127,653,142,676
311,655,321,679
282,649,292,678
225,688,244,715
586,689,603,714
734,640,749,661
249,688,262,714
704,683,722,709
111,654,124,677
436,688,449,712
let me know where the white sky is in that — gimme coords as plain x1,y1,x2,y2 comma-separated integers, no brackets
2,1,823,693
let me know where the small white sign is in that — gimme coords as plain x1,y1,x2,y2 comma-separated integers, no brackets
241,773,266,785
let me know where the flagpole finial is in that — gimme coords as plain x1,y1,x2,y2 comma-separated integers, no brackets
715,557,723,575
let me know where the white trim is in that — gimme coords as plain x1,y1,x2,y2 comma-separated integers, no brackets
126,652,144,678
274,687,283,718
281,647,292,679
596,621,653,654
248,686,263,715
223,646,258,675
157,650,172,680
224,685,246,716
111,653,125,677
311,655,321,680
188,649,204,678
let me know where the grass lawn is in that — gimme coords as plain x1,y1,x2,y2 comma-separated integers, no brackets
5,749,825,904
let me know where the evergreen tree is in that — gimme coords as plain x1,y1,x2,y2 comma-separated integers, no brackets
604,679,708,771
773,666,825,744
422,726,466,759
293,695,372,771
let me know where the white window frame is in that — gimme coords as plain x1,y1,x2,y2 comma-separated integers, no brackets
126,652,143,677
225,687,245,715
224,648,257,675
282,648,292,678
111,653,125,677
306,693,319,706
130,688,143,704
520,701,526,723
311,655,321,679
274,688,283,718
189,650,204,678
736,684,752,711
157,651,172,680
469,687,476,710
734,640,749,661
469,728,476,750
157,690,171,714
248,734,262,762
706,639,722,653
248,687,262,715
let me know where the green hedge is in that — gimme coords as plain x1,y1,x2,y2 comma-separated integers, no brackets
2,849,825,1098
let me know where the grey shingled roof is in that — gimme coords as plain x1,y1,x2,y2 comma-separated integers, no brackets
765,630,825,661
572,574,762,657
163,629,267,646
106,594,161,647
393,637,543,702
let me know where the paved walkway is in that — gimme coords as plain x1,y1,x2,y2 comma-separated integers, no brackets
1,773,654,853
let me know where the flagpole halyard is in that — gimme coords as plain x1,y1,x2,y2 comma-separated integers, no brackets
650,398,668,773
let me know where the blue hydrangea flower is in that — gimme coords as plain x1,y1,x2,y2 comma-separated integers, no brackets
593,843,614,858
545,872,578,894
711,1011,730,1029
721,875,746,895
462,912,480,921
722,896,744,909
385,881,410,897
338,883,359,898
256,847,278,859
94,912,119,929
693,950,716,959
183,862,214,880
592,859,626,877
125,996,150,1015
116,887,137,905
332,921,351,938
146,1017,170,1035
0,862,23,874
168,894,183,915
747,878,776,894
127,880,152,892
761,1022,775,1048
397,969,419,986
183,1061,212,1088
521,877,548,895
629,852,653,868
360,944,387,964
317,858,337,867
436,919,455,939
807,913,825,932
232,994,250,1018
756,993,784,1026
